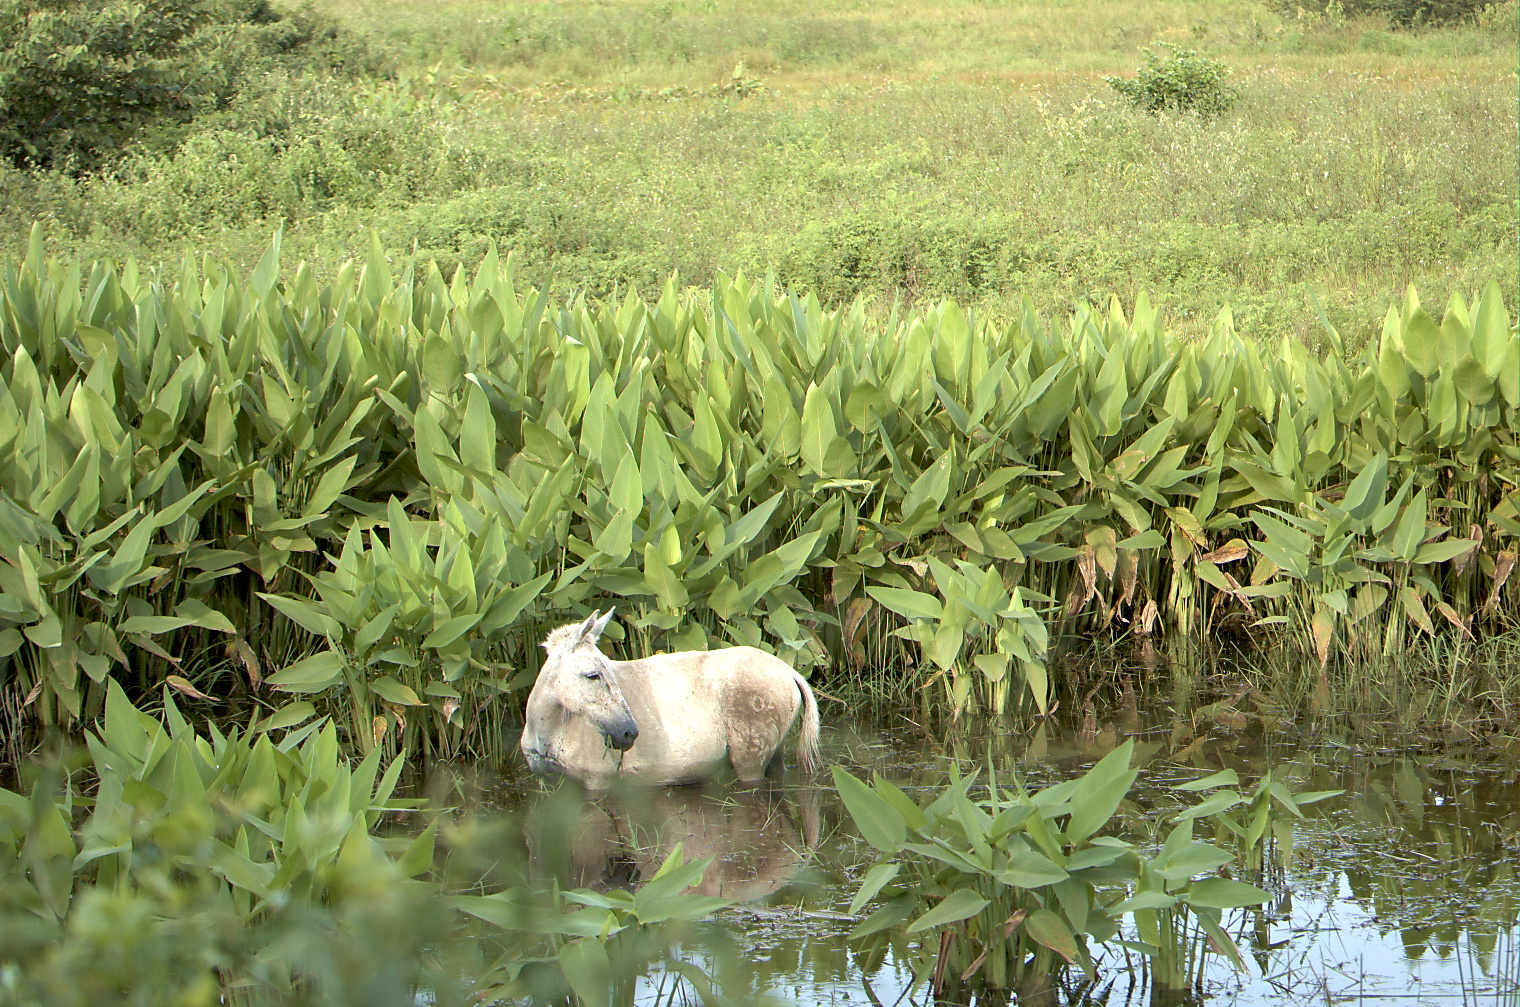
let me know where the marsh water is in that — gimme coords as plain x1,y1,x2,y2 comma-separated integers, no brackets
480,686,1520,1006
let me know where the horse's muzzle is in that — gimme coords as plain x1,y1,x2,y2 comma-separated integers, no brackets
606,718,639,752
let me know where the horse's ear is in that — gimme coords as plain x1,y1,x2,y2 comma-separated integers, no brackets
574,610,601,643
588,608,615,642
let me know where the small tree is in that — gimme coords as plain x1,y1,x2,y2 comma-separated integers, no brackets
1104,45,1240,117
0,0,384,173
0,0,222,171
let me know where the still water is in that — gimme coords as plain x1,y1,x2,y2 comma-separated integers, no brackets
489,693,1520,1006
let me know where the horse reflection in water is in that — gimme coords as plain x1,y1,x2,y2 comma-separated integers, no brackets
526,781,820,901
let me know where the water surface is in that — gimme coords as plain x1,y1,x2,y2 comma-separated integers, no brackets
488,693,1520,1006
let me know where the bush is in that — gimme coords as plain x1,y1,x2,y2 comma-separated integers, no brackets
0,0,386,172
0,0,215,171
1272,0,1504,26
1104,46,1240,117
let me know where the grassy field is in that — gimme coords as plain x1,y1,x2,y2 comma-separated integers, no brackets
1,0,1514,346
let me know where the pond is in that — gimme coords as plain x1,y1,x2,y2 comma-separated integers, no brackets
476,687,1520,1006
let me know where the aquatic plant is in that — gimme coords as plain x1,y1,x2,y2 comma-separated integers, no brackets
833,741,1340,997
0,228,1514,757
0,688,738,1006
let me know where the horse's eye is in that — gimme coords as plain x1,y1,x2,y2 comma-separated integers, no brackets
584,671,601,681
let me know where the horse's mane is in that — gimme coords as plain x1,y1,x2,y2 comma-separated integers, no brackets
542,622,588,652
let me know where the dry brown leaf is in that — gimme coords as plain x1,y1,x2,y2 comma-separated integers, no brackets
442,697,462,724
1077,548,1097,601
1433,601,1473,638
166,675,217,702
1486,550,1515,612
1310,609,1334,668
893,556,928,577
843,596,873,647
1454,524,1482,576
133,634,182,666
1222,571,1255,615
22,681,42,707
1118,550,1138,607
228,636,261,687
1199,539,1250,565
372,715,389,748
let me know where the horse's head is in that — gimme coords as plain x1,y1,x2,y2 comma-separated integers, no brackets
535,609,639,753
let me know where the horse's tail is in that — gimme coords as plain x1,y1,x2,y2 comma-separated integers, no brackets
792,671,821,775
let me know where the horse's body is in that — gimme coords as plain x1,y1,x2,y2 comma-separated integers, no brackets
521,611,820,788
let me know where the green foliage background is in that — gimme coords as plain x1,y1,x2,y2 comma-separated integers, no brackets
0,228,1514,757
0,0,1513,344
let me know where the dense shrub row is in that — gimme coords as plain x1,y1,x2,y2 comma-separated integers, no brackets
0,233,1514,758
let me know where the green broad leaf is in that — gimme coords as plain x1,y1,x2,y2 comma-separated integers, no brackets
1116,530,1165,550
1092,346,1128,437
267,651,346,693
459,383,498,475
1413,538,1477,566
208,839,274,896
1107,890,1176,915
643,539,690,609
118,615,195,635
800,384,840,477
1401,302,1441,376
560,939,612,1007
301,455,356,519
1193,906,1248,970
871,775,929,832
1065,739,1137,844
202,388,236,459
1471,280,1511,380
865,586,942,622
422,612,483,652
832,767,907,853
1022,908,1081,963
1288,789,1344,806
998,848,1069,889
610,448,642,516
848,863,901,915
354,604,401,656
255,702,315,732
395,818,438,878
1340,454,1388,524
257,593,342,641
1390,490,1428,562
1183,878,1271,909
1399,585,1435,636
1250,511,1313,557
1155,842,1233,881
1454,355,1494,406
1174,769,1239,791
1172,790,1245,820
762,372,803,457
24,613,62,649
849,894,917,940
173,599,235,633
906,888,989,933
900,452,954,523
369,676,424,706
478,572,552,637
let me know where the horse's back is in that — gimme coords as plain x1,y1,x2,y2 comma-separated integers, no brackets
616,646,804,782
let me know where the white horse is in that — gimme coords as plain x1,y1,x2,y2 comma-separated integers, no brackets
520,610,821,788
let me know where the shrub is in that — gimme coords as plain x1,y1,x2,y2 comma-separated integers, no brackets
0,0,386,172
0,0,217,171
1272,0,1504,26
1104,46,1240,116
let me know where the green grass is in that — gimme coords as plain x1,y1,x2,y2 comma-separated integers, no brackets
0,0,1514,345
